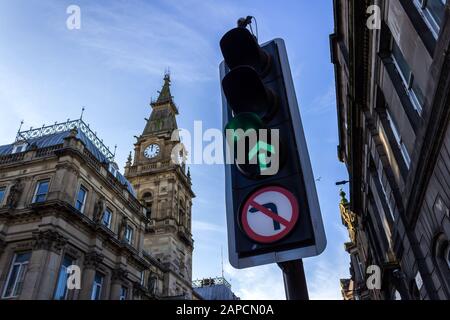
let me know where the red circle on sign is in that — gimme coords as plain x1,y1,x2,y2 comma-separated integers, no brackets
241,186,299,244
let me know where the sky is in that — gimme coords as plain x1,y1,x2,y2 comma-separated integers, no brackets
0,0,350,299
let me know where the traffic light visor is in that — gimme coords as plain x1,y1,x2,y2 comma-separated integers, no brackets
220,27,270,74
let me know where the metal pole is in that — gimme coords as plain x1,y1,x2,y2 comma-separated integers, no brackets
278,259,309,300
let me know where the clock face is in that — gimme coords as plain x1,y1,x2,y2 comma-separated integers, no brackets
144,144,160,159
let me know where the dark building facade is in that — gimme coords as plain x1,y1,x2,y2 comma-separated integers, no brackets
331,0,450,299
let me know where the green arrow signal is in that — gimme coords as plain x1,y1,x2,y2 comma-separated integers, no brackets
248,141,276,171
225,113,264,142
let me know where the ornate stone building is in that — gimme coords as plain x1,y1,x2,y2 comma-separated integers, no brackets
331,0,450,299
0,74,195,300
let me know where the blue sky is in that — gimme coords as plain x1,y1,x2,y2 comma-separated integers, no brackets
0,0,349,299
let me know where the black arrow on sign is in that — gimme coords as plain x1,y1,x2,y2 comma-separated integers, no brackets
249,202,281,231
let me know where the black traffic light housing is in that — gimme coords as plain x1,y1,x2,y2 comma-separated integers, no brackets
220,27,271,75
220,26,326,269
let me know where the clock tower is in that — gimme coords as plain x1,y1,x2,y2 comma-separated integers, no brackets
125,73,195,298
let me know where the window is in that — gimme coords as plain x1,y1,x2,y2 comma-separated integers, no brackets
140,271,145,286
2,252,31,298
414,0,446,38
11,143,27,154
145,202,153,218
377,163,395,222
0,186,6,205
75,186,87,213
124,226,133,244
178,208,185,225
387,111,412,168
119,286,128,300
391,41,425,114
33,180,50,203
90,272,104,300
108,163,119,178
143,192,153,218
143,192,152,199
102,208,112,228
54,255,75,300
355,255,365,282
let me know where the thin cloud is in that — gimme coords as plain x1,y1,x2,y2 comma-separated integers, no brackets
306,224,350,300
193,220,225,233
224,263,285,300
59,0,226,83
305,84,336,115
0,65,50,145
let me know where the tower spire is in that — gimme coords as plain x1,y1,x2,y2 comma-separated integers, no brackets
156,72,173,104
142,72,179,136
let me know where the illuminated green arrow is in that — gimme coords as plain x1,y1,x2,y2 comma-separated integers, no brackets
225,113,264,142
248,141,276,171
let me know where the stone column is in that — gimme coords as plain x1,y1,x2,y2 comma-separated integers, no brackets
35,232,67,300
21,230,67,300
0,239,6,278
0,239,6,257
78,251,104,300
154,181,160,219
110,268,128,300
53,163,79,203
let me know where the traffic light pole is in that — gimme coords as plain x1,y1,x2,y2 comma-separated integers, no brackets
278,259,309,300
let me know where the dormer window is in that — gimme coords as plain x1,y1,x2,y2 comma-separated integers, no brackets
109,163,119,177
12,143,27,154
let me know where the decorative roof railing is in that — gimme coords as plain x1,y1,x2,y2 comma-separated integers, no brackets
16,119,115,161
192,277,231,289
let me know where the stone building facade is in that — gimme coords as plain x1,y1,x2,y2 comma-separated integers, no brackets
331,0,450,299
0,74,194,300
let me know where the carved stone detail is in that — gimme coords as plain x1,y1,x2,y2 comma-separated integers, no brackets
64,246,82,259
6,179,24,209
118,215,129,242
83,251,104,269
147,273,158,295
339,190,357,244
93,195,106,224
33,230,67,253
111,267,129,283
56,163,79,175
132,281,146,298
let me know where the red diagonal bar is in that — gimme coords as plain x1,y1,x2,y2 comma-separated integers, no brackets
249,201,290,227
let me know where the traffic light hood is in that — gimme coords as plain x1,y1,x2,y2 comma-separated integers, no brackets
220,27,270,75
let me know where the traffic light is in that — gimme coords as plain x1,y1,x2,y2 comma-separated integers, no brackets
220,25,326,269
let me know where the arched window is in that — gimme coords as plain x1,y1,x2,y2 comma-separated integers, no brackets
143,192,152,199
142,192,153,218
178,208,185,226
